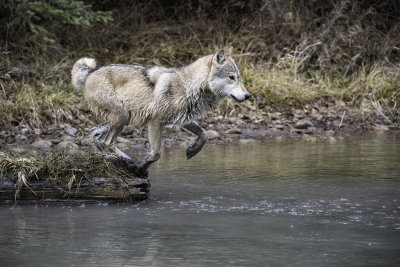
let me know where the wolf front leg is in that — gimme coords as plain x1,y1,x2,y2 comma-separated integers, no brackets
135,121,162,175
183,121,208,159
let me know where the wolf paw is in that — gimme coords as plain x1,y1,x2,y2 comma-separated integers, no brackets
186,144,203,159
90,123,109,138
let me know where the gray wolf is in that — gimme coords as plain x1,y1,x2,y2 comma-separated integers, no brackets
71,47,250,176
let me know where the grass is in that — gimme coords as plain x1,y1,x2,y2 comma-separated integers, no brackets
0,57,399,130
0,151,137,199
0,1,399,129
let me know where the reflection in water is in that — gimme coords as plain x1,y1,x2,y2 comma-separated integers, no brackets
0,134,399,266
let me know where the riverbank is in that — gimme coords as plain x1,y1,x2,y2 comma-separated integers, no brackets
2,97,399,156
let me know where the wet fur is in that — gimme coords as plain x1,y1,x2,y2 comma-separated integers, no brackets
71,49,249,174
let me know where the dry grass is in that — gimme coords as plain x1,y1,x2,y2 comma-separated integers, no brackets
0,151,136,199
0,0,399,129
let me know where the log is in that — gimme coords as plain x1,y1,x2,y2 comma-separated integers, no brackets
0,175,150,204
0,151,151,203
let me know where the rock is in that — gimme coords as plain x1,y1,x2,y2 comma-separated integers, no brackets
117,136,131,143
49,139,61,145
62,134,76,142
270,127,282,133
294,119,313,129
303,134,317,143
31,139,52,149
305,127,317,134
373,124,390,132
325,130,335,136
64,125,77,136
328,136,337,144
15,134,27,142
239,139,254,144
56,141,79,150
121,125,135,136
79,137,93,146
225,128,241,134
290,128,303,135
21,128,29,135
8,147,28,154
274,124,285,130
206,130,220,140
270,112,282,120
332,120,342,128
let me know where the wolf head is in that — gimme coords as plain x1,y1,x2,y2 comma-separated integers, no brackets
208,47,250,102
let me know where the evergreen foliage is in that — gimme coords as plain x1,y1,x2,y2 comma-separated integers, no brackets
1,0,112,43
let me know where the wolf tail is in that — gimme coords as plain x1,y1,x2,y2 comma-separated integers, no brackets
71,57,97,90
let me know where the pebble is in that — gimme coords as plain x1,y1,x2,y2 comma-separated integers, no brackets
332,120,342,128
64,125,78,136
325,130,336,136
56,141,79,150
79,137,93,146
225,128,242,134
270,112,282,120
62,134,76,142
21,128,29,135
328,136,337,144
306,127,317,134
31,139,52,149
303,134,317,143
15,134,27,142
8,147,27,154
117,136,131,143
121,125,135,135
294,119,313,129
373,124,390,132
207,129,220,139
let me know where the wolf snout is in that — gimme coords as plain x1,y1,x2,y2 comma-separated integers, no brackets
230,93,251,103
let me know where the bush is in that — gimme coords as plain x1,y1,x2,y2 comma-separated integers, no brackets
0,0,112,43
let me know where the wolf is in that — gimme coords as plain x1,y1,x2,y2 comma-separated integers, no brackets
71,47,250,176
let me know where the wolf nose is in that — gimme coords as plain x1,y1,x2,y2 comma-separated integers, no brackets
244,93,251,100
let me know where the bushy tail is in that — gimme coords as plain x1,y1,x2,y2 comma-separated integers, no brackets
71,57,97,90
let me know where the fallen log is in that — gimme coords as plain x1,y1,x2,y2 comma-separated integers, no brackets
0,151,150,203
0,175,149,203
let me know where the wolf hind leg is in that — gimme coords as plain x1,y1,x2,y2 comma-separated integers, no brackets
183,121,208,159
91,123,110,154
103,111,132,157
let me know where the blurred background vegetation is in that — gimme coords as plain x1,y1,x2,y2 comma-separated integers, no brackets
0,0,399,129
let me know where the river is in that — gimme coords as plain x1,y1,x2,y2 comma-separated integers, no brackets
0,134,399,266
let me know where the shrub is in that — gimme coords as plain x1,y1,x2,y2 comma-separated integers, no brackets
0,0,112,43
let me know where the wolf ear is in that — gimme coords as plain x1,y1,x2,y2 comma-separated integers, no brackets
225,46,233,56
215,49,225,64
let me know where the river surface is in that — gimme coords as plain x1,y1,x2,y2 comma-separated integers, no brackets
0,134,399,266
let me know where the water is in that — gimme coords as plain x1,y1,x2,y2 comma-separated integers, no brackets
1,134,399,266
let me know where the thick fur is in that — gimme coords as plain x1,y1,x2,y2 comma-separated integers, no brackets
71,57,97,90
71,48,249,173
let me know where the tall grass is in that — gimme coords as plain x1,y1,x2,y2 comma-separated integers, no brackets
0,0,399,129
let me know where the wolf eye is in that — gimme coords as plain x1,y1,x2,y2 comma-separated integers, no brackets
229,75,236,80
